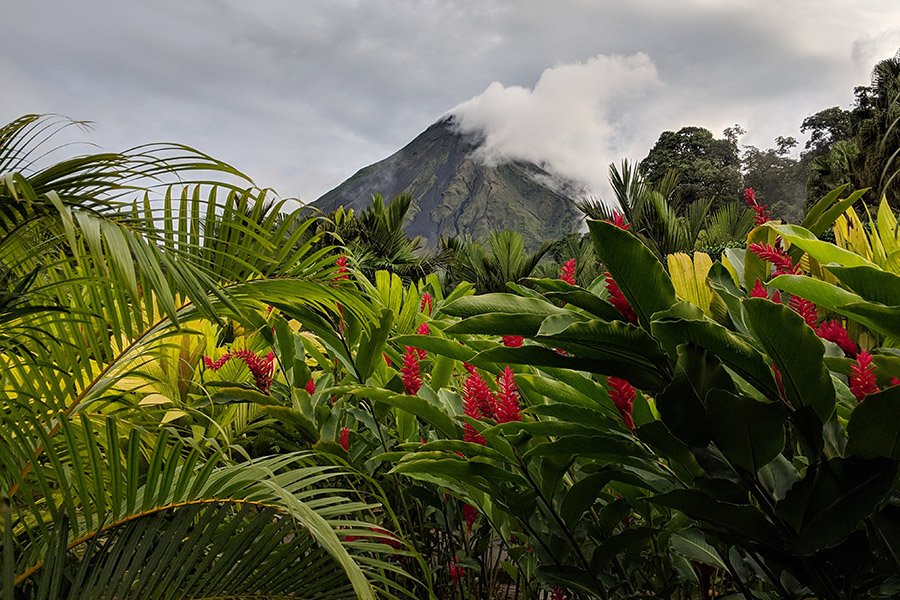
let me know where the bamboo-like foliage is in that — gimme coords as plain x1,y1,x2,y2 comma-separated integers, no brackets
0,115,413,599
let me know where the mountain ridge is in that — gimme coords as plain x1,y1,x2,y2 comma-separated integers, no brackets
311,117,584,247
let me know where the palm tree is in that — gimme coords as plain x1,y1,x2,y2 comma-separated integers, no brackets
577,160,754,259
0,115,413,599
441,230,552,293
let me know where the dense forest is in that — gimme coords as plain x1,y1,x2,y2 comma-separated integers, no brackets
1,54,899,600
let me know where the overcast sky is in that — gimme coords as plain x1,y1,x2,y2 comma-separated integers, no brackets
3,1,899,203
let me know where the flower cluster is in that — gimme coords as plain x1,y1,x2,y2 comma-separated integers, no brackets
788,295,818,329
401,347,422,395
494,366,522,423
607,376,636,431
463,503,478,533
203,349,275,393
609,211,631,230
850,350,880,402
559,258,576,285
305,377,316,394
333,254,350,282
605,273,638,324
744,187,771,225
816,320,857,357
748,242,799,276
461,366,522,443
339,426,350,451
420,291,433,315
502,335,524,347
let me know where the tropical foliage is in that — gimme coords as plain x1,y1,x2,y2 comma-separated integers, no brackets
2,110,900,600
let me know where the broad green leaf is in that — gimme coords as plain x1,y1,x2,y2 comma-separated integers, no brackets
846,386,900,459
825,265,900,307
744,298,835,423
669,528,726,570
776,457,898,555
706,390,787,472
766,223,876,268
350,388,461,439
391,335,477,364
442,293,565,318
652,489,781,546
587,219,677,329
445,312,551,335
768,275,900,339
355,308,393,383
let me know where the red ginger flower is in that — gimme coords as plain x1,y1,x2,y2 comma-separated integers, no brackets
744,187,771,225
462,376,488,445
420,292,433,315
383,352,392,367
892,377,900,387
502,335,524,347
551,587,568,600
604,273,638,324
204,349,275,393
816,320,857,357
559,258,576,285
339,426,350,451
415,322,430,359
401,347,422,395
748,242,799,276
305,377,316,394
463,370,495,420
609,211,631,230
607,376,636,431
493,366,521,423
463,503,478,533
750,278,768,298
333,254,349,281
850,350,880,402
789,295,818,329
449,559,464,583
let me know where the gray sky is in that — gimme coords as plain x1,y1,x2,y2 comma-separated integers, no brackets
3,1,899,203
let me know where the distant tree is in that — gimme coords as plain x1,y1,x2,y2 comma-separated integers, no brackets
742,139,807,223
639,126,742,208
800,106,854,157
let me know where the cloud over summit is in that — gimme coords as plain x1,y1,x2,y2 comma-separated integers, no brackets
449,53,661,197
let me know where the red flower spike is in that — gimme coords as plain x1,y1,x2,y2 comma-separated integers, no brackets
204,353,231,370
609,211,631,231
850,350,880,402
744,187,771,225
604,273,638,324
607,376,636,431
771,364,786,399
748,243,798,276
463,503,478,533
401,347,422,395
463,362,478,376
771,290,782,304
789,296,818,329
415,322,430,359
502,335,524,347
750,278,768,299
305,378,316,394
210,349,274,393
816,320,857,357
462,378,487,445
551,587,567,600
420,292,433,315
339,427,350,451
383,352,392,367
560,258,576,285
891,377,900,387
494,366,521,423
449,559,464,584
463,371,496,421
333,254,349,282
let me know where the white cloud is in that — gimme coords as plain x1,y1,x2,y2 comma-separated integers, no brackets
449,54,661,199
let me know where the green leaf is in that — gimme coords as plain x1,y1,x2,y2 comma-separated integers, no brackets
350,388,462,439
355,308,393,383
847,386,900,459
445,312,550,335
670,528,726,570
653,490,781,546
767,275,900,339
776,457,898,555
744,298,835,423
706,390,787,472
825,265,900,307
588,219,677,329
766,223,876,268
391,335,476,364
442,293,565,319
